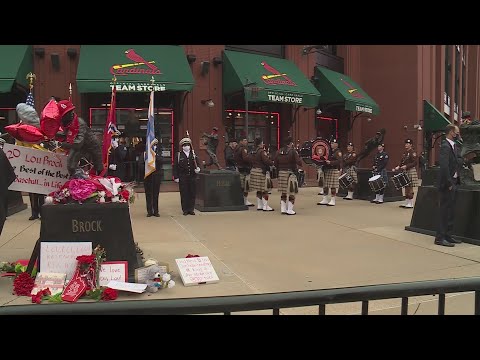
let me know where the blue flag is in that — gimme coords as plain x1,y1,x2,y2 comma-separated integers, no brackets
144,91,156,178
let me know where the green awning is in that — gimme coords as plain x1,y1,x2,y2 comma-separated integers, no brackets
0,45,33,93
314,66,380,115
76,45,194,93
223,50,321,108
423,100,450,132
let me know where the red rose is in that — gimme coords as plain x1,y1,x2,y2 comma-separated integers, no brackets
121,190,130,201
13,272,35,296
76,255,95,264
32,294,42,304
101,288,118,301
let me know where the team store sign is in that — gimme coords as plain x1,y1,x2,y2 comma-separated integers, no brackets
110,82,166,92
266,91,303,104
4,144,69,195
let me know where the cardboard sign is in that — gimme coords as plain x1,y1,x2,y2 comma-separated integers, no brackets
4,143,69,195
40,242,92,280
175,256,219,286
31,272,67,296
99,261,128,287
106,281,147,293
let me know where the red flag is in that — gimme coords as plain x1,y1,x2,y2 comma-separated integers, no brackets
100,86,118,176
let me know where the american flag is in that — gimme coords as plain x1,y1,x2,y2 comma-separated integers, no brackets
26,89,34,107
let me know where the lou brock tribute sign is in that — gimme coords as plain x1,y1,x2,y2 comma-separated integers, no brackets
175,256,220,286
4,144,69,195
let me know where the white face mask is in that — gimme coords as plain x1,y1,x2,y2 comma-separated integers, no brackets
183,145,190,152
112,139,118,147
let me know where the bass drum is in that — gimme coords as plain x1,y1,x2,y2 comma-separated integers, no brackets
299,138,331,166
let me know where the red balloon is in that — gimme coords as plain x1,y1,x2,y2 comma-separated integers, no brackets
40,99,61,139
4,124,45,143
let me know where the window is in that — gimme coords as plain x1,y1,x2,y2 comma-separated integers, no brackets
444,45,451,115
454,45,460,114
225,45,284,58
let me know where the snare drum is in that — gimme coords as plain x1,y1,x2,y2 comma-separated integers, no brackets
391,172,411,190
368,174,386,192
339,173,354,189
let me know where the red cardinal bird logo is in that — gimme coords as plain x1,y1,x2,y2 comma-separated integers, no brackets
124,49,158,71
260,61,296,86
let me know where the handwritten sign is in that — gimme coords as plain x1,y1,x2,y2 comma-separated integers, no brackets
31,272,67,296
4,143,69,195
175,256,219,286
40,242,92,280
99,261,128,286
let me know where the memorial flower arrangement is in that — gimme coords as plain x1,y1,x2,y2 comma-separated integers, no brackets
45,177,135,205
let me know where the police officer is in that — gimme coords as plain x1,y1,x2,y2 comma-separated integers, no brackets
372,143,389,204
173,138,200,215
144,138,162,217
342,142,358,200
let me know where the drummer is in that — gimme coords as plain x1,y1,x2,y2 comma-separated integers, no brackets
342,142,358,200
392,138,419,208
312,145,326,199
318,138,342,206
371,143,389,204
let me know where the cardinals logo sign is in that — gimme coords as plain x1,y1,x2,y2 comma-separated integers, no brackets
261,61,296,86
340,78,364,99
110,49,162,76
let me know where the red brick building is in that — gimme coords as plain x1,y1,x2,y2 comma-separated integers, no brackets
1,45,479,183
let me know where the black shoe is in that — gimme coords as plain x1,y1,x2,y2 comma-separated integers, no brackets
29,215,39,221
153,213,160,217
434,238,455,247
446,236,462,244
188,211,195,215
183,212,189,216
147,213,152,217
370,200,378,203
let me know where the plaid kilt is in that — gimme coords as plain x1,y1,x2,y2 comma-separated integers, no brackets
277,170,297,194
238,172,250,193
250,167,267,192
345,166,358,183
406,168,419,187
317,168,324,187
324,168,340,189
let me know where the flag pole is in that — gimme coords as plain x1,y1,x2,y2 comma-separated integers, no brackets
68,83,72,101
26,72,36,91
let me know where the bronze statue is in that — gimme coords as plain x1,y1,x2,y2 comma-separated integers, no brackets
202,127,222,170
355,128,386,166
459,119,480,186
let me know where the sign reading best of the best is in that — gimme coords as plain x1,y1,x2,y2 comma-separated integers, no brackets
4,143,69,195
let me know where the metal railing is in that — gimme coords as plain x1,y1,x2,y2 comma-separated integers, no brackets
1,277,479,315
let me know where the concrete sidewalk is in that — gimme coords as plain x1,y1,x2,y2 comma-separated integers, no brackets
1,187,479,314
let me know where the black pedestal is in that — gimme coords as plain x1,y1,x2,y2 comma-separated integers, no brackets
338,168,404,202
7,190,27,216
27,202,141,280
420,167,439,187
195,170,248,212
405,185,480,245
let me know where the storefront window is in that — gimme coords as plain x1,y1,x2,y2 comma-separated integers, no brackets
89,107,174,182
0,108,17,136
315,115,338,141
224,109,279,152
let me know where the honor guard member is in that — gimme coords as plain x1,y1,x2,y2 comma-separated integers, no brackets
224,138,237,171
250,137,275,211
173,138,201,215
372,143,389,204
318,139,342,206
234,136,254,206
393,138,419,208
108,135,128,181
342,142,358,200
143,138,163,217
274,137,302,215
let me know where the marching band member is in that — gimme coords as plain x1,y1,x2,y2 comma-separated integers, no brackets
250,137,274,211
372,143,389,204
342,142,358,200
233,136,254,206
318,139,342,206
274,137,302,215
312,146,326,198
392,138,419,208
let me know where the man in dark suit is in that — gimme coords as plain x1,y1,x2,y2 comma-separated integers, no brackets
435,124,463,247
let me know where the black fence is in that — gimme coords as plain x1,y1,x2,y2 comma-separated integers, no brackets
1,277,479,315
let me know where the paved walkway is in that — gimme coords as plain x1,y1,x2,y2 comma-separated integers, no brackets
1,188,479,314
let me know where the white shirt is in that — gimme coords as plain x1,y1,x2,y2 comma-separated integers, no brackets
446,138,457,178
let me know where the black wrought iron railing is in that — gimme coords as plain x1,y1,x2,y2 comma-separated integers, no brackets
1,277,479,315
